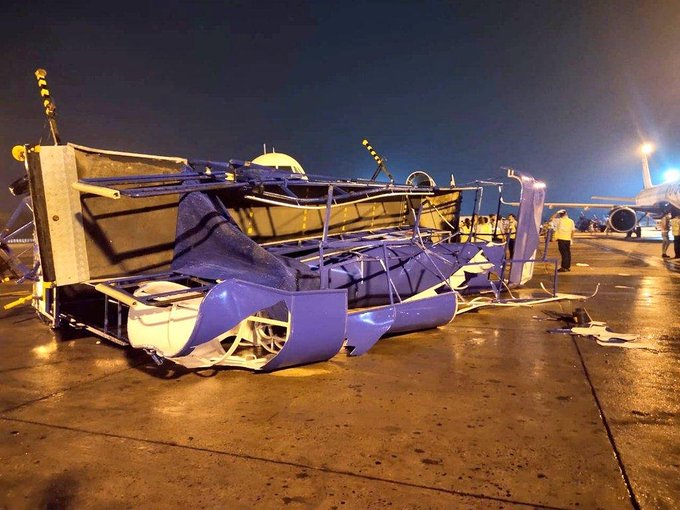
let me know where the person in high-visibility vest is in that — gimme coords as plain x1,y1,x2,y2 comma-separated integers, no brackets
671,213,680,259
476,216,493,243
459,217,471,243
553,209,575,272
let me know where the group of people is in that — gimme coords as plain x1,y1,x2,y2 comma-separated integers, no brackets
553,208,680,270
457,208,680,272
459,213,518,257
660,211,680,259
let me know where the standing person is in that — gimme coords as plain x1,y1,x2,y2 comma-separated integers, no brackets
497,215,508,243
460,217,471,242
671,213,680,259
506,213,518,258
553,209,575,272
489,214,500,242
476,216,492,242
660,212,671,258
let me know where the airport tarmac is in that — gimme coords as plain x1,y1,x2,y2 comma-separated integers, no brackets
0,233,678,509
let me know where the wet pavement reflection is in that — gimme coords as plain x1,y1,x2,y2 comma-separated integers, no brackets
0,233,678,508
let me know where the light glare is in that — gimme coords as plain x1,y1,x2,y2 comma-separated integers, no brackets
663,168,680,183
640,142,655,155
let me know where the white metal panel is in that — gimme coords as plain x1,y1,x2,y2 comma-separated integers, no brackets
40,145,90,285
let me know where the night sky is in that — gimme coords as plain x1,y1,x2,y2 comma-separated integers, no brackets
2,0,680,213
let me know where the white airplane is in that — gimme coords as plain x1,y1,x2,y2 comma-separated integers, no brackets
544,143,680,233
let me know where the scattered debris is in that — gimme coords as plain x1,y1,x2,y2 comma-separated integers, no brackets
546,307,655,350
570,321,638,342
2,293,33,311
457,284,600,315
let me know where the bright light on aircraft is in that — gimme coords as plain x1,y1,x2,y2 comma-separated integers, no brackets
640,142,655,155
663,168,680,183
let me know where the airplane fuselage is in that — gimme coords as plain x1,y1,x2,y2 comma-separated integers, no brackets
635,181,680,212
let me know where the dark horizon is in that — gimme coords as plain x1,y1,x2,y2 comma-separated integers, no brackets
2,0,679,212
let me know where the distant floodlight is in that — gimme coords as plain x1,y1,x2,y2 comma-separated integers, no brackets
663,168,680,183
640,142,655,155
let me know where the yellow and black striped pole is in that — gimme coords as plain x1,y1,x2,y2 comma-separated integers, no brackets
362,139,383,166
361,139,394,182
34,68,61,145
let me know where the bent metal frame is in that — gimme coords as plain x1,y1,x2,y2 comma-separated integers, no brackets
20,143,545,371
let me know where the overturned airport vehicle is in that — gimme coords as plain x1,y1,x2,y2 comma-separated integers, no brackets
20,144,545,370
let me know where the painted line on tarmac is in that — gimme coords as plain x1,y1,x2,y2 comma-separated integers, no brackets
570,336,641,510
0,362,145,415
1,415,571,510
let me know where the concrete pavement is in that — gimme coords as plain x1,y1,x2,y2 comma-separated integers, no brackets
0,233,678,509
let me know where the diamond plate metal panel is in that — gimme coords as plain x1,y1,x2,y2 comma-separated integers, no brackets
39,146,90,285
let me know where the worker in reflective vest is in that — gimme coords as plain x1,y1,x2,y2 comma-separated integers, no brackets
476,216,493,242
553,209,575,272
459,217,471,243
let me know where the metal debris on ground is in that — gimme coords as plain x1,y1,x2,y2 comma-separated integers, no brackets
546,307,655,350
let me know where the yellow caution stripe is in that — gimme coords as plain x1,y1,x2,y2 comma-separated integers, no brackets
34,68,56,116
361,139,383,165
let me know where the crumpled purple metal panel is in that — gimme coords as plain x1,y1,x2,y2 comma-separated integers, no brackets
328,242,494,306
508,171,546,285
388,292,457,334
345,292,457,356
461,244,505,292
261,289,347,371
176,279,347,370
345,306,395,356
172,191,319,291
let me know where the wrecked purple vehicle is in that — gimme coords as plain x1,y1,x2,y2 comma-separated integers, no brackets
16,142,544,371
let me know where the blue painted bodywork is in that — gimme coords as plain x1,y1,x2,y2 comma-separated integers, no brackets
36,147,543,371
